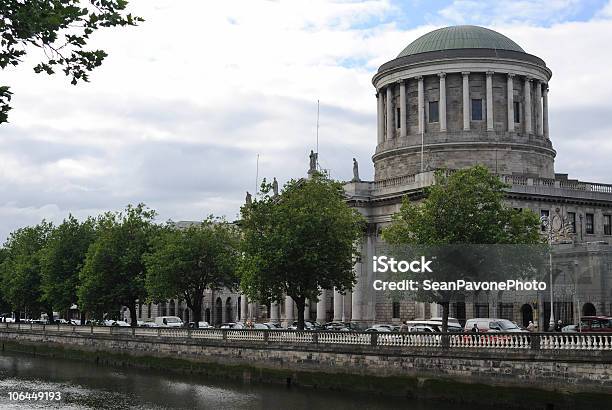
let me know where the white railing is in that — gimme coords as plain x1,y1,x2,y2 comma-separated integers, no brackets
373,173,416,190
2,323,611,351
449,334,531,349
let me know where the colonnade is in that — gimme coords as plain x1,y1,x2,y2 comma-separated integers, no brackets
376,72,549,142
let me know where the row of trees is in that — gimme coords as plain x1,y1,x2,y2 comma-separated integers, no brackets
0,174,364,329
0,205,240,327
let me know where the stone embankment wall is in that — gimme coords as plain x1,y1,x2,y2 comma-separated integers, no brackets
1,327,610,409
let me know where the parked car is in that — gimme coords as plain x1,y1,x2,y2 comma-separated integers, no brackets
405,320,463,333
365,326,392,332
154,316,184,328
579,316,612,332
323,322,350,331
429,317,462,328
253,323,269,330
366,324,395,332
288,321,321,330
263,322,282,330
104,320,130,327
562,324,578,333
408,325,438,333
464,318,526,333
219,322,245,329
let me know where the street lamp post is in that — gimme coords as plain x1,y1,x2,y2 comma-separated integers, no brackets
540,208,573,330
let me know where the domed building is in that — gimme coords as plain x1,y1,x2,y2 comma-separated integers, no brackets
373,25,554,180
331,25,611,330
139,26,611,331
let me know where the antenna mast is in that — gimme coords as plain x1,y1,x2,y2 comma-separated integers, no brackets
255,153,259,196
316,100,320,169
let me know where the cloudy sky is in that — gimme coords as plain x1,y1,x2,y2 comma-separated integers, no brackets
2,0,612,240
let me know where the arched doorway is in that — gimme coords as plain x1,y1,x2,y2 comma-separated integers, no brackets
582,303,596,316
169,300,175,316
160,301,167,317
521,304,533,327
184,309,190,323
205,308,211,323
215,297,223,325
225,297,233,322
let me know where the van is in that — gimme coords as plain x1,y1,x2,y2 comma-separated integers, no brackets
464,318,524,333
154,316,184,328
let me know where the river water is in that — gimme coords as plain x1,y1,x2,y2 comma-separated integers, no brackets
0,351,482,409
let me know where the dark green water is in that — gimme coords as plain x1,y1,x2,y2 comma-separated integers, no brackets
0,351,485,409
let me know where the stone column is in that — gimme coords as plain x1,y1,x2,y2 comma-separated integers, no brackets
438,73,447,132
270,301,280,323
507,73,515,132
524,77,532,134
417,76,424,135
248,302,255,320
386,85,393,140
535,80,543,136
285,295,294,325
399,80,407,137
543,85,549,139
333,288,343,321
377,91,384,144
304,299,311,321
240,295,248,322
486,71,494,131
351,280,362,323
462,72,470,131
342,292,352,322
316,289,327,324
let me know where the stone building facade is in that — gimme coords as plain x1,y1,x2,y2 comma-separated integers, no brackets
141,26,611,330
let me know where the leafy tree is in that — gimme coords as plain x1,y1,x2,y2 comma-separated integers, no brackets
0,221,53,321
40,215,96,324
383,166,543,332
78,204,156,326
0,0,143,124
240,174,365,330
144,219,240,328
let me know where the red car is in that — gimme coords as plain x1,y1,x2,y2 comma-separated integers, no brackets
579,316,612,332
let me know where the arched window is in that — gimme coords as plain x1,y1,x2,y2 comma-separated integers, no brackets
159,301,167,317
147,303,151,319
169,300,176,316
226,297,233,322
583,303,596,316
215,297,223,326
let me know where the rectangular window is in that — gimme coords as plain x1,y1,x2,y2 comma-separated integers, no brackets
392,302,400,319
568,212,576,233
604,215,611,235
428,101,439,123
541,209,549,232
513,101,520,123
471,99,483,121
498,303,514,321
396,107,401,129
474,303,489,318
586,213,594,234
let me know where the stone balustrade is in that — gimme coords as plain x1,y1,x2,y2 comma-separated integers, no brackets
2,323,611,351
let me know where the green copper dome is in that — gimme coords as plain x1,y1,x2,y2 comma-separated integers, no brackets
398,25,525,57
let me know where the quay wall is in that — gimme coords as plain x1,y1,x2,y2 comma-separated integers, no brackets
1,326,611,409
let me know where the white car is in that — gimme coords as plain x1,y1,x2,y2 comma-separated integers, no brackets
154,316,184,328
367,324,395,332
104,320,130,327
